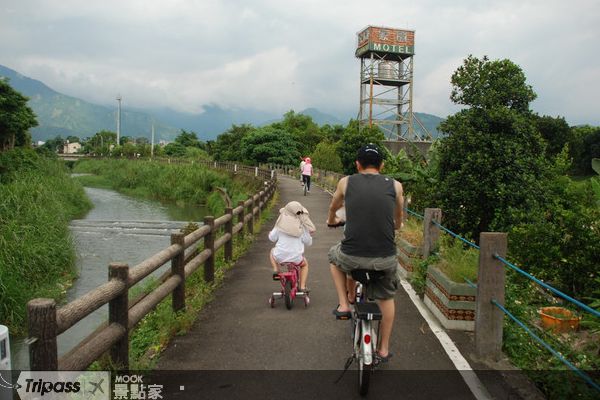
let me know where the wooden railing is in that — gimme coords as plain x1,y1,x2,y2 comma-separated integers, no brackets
26,166,277,371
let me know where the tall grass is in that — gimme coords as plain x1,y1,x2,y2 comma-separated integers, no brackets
0,152,92,332
73,159,260,215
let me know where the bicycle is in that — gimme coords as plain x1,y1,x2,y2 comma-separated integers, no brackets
328,221,384,396
348,268,385,396
301,174,310,196
269,262,310,310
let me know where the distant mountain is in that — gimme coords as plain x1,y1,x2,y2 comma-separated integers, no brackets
1,64,445,143
0,65,180,143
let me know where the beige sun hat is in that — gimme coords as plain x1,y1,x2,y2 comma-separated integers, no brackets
274,201,316,237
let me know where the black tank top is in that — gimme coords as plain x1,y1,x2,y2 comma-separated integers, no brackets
341,173,397,257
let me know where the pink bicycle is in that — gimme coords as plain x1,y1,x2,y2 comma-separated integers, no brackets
269,262,310,309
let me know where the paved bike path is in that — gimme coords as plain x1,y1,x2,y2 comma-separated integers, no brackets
155,175,541,399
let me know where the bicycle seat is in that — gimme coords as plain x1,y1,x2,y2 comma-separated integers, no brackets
351,269,385,285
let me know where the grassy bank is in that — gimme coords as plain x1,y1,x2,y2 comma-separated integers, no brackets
72,158,262,215
0,149,93,333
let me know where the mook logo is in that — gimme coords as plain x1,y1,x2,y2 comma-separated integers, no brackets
113,374,164,399
16,371,109,399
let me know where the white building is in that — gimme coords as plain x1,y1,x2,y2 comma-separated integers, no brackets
63,142,82,154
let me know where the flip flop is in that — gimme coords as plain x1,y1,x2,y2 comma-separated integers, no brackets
332,306,351,320
376,351,393,362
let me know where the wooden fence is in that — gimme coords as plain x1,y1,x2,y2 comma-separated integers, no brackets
26,166,277,371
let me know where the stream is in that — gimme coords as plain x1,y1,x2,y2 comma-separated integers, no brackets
9,185,207,370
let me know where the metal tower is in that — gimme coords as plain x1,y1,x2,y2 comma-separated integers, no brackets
356,26,430,141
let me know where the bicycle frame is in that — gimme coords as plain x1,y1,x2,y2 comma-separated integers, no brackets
353,284,382,364
350,270,384,396
269,262,309,309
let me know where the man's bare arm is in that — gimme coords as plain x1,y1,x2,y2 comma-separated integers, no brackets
327,177,347,225
394,180,404,230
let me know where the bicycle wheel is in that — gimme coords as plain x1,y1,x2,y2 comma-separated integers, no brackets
303,182,307,196
357,321,372,396
284,279,293,309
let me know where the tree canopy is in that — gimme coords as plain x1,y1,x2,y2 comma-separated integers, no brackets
240,126,302,165
0,78,38,151
450,55,537,112
435,55,550,240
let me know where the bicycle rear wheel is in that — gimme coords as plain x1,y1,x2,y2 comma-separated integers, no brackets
284,279,293,309
358,358,372,396
357,321,372,396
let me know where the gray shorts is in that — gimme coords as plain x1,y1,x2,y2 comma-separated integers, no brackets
328,243,400,300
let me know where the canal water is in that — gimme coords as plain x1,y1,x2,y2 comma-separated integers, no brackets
10,185,207,370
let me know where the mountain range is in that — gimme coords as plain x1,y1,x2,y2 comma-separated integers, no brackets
1,64,445,143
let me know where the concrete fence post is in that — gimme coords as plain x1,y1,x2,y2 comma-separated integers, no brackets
423,208,442,257
475,232,508,360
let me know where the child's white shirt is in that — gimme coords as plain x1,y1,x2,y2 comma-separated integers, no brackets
269,226,312,264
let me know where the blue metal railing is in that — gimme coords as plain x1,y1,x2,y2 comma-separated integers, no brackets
403,206,600,394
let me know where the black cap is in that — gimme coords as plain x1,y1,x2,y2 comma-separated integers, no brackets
356,143,383,165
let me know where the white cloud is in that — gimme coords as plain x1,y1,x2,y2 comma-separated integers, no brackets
1,0,599,126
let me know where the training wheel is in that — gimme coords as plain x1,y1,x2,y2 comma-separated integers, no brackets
304,296,310,307
269,296,275,308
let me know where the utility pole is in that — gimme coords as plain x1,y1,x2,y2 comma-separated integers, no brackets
151,123,155,158
116,94,122,146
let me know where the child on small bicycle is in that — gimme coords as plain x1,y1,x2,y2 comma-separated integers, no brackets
268,201,315,292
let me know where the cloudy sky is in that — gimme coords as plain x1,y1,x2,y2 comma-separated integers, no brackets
1,0,599,126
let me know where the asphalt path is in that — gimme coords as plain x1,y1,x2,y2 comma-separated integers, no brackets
155,175,541,400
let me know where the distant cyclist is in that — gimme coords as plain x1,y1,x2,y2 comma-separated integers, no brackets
326,144,403,362
301,158,313,194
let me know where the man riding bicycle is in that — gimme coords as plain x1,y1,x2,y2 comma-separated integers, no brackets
326,144,404,362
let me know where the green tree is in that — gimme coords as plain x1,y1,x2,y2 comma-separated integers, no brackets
66,135,80,144
43,136,65,153
570,125,600,175
533,114,573,159
121,142,136,157
240,126,301,165
175,129,204,149
450,54,536,112
336,119,385,175
508,175,600,298
163,142,187,158
319,124,346,144
274,110,322,156
310,139,342,173
211,124,254,161
83,130,116,154
0,78,38,151
435,55,550,241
